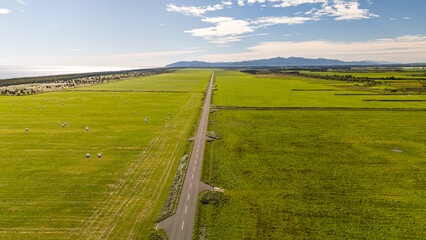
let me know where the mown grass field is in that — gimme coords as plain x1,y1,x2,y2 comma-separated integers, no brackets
77,69,211,92
213,70,426,108
0,70,209,239
198,110,425,239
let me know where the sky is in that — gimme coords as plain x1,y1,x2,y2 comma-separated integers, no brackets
0,0,425,69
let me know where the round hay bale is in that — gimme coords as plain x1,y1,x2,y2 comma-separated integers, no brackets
25,128,29,131
28,108,31,110
86,154,90,158
86,126,89,131
98,154,102,158
133,111,136,114
145,119,148,123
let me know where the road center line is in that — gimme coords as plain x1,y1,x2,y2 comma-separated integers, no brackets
190,183,192,189
192,174,194,179
187,193,190,200
185,206,188,214
181,221,185,230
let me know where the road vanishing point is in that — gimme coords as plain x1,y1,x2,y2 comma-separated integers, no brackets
158,71,215,239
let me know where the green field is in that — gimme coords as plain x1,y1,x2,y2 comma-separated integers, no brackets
0,70,210,239
197,110,426,239
77,69,211,92
213,70,426,108
300,70,426,79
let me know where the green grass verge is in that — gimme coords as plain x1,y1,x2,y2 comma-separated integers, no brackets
199,110,425,239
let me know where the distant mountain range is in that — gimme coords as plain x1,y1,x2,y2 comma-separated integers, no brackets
166,57,395,68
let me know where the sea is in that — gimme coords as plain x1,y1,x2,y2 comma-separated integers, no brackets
0,66,140,80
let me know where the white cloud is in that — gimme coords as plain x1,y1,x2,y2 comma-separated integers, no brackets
168,0,378,43
196,35,426,63
272,0,327,8
185,17,254,43
253,16,316,26
0,9,11,14
237,0,326,7
166,1,232,17
402,17,411,20
17,0,29,5
185,15,318,43
307,0,378,20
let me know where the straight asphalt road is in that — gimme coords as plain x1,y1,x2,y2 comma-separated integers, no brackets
159,71,215,239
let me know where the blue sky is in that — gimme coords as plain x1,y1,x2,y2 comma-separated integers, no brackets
0,0,425,68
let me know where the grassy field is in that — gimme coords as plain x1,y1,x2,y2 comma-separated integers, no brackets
77,69,211,92
213,70,426,108
0,70,210,239
197,110,426,239
299,70,426,79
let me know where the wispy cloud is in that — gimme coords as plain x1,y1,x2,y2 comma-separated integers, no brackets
238,0,326,7
253,16,316,26
197,35,426,63
185,15,316,43
166,1,232,17
185,17,254,43
17,0,29,5
306,0,378,20
0,9,11,14
169,0,378,44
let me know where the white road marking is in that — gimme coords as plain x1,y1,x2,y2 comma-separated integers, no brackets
190,183,192,189
185,206,188,214
193,166,195,171
181,221,185,230
187,193,190,200
192,174,194,179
